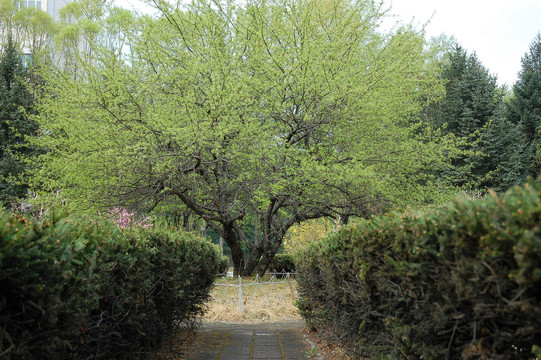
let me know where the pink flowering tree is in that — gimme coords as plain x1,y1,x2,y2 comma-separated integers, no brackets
108,207,153,229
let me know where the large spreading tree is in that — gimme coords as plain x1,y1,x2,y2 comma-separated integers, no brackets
31,0,455,275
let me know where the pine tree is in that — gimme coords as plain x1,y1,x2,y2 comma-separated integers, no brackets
478,115,531,192
0,36,38,206
507,33,541,178
430,46,498,137
425,44,528,191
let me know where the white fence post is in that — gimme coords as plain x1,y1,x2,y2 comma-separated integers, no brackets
238,275,243,313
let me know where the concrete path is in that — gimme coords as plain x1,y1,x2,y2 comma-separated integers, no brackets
183,321,312,360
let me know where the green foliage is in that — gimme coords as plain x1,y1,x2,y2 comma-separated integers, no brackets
0,36,38,206
0,211,221,359
429,45,498,136
296,181,541,359
0,0,55,56
424,44,529,192
507,33,541,179
30,0,456,276
269,254,295,274
283,218,334,256
477,115,531,191
218,255,230,274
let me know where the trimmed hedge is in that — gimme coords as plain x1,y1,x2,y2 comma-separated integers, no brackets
296,181,541,359
0,212,221,359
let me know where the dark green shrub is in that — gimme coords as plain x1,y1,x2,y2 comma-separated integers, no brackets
269,254,295,274
296,181,541,359
218,255,230,274
0,212,221,359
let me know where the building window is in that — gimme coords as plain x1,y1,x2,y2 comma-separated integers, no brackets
22,1,42,9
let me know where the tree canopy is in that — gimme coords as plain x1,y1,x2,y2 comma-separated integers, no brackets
31,0,456,275
0,0,55,56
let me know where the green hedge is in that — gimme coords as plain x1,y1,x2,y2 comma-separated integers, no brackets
296,181,541,359
0,213,221,359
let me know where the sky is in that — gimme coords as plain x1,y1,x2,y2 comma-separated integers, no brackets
382,0,541,87
115,0,541,87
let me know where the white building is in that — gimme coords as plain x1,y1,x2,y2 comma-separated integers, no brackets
1,0,73,63
22,0,72,21
14,0,72,63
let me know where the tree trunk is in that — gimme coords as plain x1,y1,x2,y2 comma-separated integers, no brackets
229,240,245,276
254,216,259,247
183,210,191,231
243,245,263,275
223,225,245,276
257,247,280,277
256,231,282,277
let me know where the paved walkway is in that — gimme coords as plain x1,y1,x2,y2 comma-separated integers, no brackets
183,321,312,360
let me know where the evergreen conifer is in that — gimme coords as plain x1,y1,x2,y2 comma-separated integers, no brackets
0,36,38,206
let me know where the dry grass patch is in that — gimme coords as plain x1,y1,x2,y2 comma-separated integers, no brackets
203,275,302,323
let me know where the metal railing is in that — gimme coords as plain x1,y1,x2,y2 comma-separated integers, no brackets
212,272,296,312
